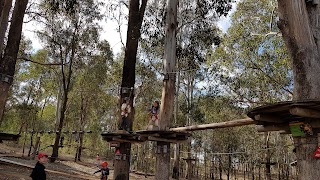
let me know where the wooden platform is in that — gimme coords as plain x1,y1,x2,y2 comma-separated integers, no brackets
136,130,190,143
247,100,320,132
101,131,145,143
0,133,20,141
101,130,190,144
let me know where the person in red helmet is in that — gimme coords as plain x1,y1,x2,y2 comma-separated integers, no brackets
30,153,49,180
94,161,109,180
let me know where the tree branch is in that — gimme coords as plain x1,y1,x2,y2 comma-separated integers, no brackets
18,57,68,66
120,0,128,9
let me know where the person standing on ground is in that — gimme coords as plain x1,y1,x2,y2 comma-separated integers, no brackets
30,153,48,180
94,161,110,180
95,153,101,166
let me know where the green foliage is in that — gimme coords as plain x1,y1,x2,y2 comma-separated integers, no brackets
210,0,292,106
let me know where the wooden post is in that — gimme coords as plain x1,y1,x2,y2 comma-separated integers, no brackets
156,0,177,180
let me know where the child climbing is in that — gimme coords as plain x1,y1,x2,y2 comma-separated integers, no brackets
146,100,160,130
119,98,131,131
94,161,110,180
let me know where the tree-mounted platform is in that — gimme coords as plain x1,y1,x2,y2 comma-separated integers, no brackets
101,130,190,144
0,132,20,142
136,130,190,143
101,130,145,144
247,100,320,133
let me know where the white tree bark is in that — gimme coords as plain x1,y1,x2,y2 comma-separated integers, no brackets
0,0,12,55
277,1,320,179
156,0,178,179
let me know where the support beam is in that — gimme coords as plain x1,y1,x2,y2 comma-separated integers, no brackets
256,124,289,132
170,118,255,132
289,107,320,118
254,114,286,123
112,138,141,143
148,136,184,143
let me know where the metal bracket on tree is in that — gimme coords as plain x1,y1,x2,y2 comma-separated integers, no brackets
121,87,134,97
0,73,13,84
163,73,175,81
156,144,170,154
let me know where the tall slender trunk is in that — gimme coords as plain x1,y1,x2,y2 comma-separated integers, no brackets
173,143,180,179
172,63,180,180
0,0,12,56
0,0,28,122
114,1,147,179
265,132,271,180
0,1,5,14
31,136,40,160
51,35,76,162
76,94,86,161
156,1,178,179
76,132,84,161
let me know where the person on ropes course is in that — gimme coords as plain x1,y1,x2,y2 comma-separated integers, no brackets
146,100,160,130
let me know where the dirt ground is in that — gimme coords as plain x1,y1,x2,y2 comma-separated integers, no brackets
0,143,155,180
0,143,251,180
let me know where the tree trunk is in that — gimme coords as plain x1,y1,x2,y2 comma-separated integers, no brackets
31,136,40,160
172,143,180,179
172,64,180,180
156,0,178,180
114,0,147,179
28,132,34,157
277,1,320,179
51,41,75,162
219,158,222,180
265,132,271,180
0,0,12,55
0,0,28,121
0,1,5,14
186,140,192,179
51,86,68,162
77,133,84,161
227,154,231,180
77,94,87,161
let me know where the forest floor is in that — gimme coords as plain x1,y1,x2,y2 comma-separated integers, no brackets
0,143,254,180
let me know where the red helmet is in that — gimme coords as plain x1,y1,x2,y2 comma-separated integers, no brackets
101,161,108,167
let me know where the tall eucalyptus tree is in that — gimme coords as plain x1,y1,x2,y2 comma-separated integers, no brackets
33,0,104,162
276,0,320,179
106,0,148,179
140,1,232,178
